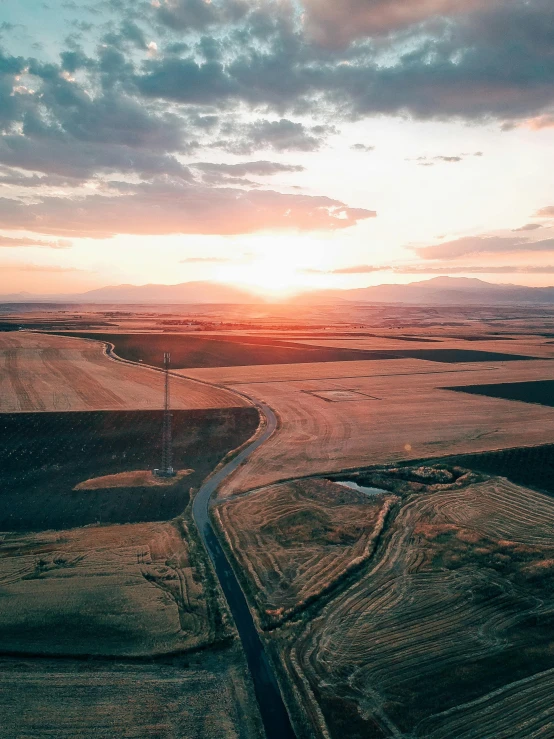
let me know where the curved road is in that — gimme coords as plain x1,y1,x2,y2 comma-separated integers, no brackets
191,402,297,739
101,340,296,738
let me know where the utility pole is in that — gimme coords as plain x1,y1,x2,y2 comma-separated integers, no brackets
154,352,176,477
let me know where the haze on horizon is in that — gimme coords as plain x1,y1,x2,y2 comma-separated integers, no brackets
1,0,554,297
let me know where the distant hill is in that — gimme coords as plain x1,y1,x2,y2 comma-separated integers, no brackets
298,276,554,305
3,276,554,305
0,281,261,304
76,281,261,304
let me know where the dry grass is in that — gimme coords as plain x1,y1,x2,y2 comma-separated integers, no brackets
0,647,263,739
0,332,248,411
74,469,193,490
0,520,218,657
216,479,396,624
193,355,554,496
277,476,554,738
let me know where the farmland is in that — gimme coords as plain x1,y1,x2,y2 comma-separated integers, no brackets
61,331,536,369
215,479,397,625
0,408,258,530
0,519,222,657
3,312,554,737
0,332,247,411
0,648,263,739
197,355,554,496
265,471,554,738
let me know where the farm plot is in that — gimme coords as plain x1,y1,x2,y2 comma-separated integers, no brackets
0,332,247,411
447,378,554,407
215,479,396,625
278,475,554,738
0,519,223,657
0,648,263,739
61,332,536,369
0,408,258,531
212,359,554,495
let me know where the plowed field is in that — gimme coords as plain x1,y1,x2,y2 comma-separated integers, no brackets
278,476,554,738
0,649,262,739
215,479,396,625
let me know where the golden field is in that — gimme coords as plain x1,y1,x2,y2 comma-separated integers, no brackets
0,332,248,411
0,520,221,657
177,353,554,496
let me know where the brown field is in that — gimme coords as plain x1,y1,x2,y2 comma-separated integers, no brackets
0,519,223,657
0,332,247,411
0,648,263,739
215,479,397,624
178,356,554,495
74,469,193,490
274,475,554,738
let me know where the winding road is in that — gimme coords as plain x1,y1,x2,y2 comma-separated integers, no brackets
191,402,297,739
102,340,297,738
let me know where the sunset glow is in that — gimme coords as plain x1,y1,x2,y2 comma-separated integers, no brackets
0,1,553,297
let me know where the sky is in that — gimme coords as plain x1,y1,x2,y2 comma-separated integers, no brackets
1,0,554,296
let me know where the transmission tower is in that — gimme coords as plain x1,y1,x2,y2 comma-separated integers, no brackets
154,352,176,477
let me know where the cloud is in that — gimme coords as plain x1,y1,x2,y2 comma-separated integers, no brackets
330,264,390,274
396,264,554,274
192,160,304,177
216,119,336,154
191,160,304,185
0,235,71,248
537,206,554,217
0,182,375,237
0,262,86,272
351,143,375,152
512,223,543,232
306,262,554,276
179,256,231,263
154,0,252,31
408,152,483,166
526,114,554,130
414,235,554,259
301,0,483,48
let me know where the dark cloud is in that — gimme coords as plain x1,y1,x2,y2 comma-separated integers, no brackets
0,235,71,248
0,182,375,237
127,1,554,124
217,119,336,154
415,235,554,260
154,0,252,31
300,0,481,48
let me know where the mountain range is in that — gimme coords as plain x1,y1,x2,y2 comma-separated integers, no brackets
3,277,554,305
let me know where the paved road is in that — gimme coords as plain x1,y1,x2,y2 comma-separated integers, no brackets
191,402,297,739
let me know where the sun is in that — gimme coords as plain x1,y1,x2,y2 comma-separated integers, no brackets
213,234,334,296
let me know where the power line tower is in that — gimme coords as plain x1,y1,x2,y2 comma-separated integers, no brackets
154,352,176,478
